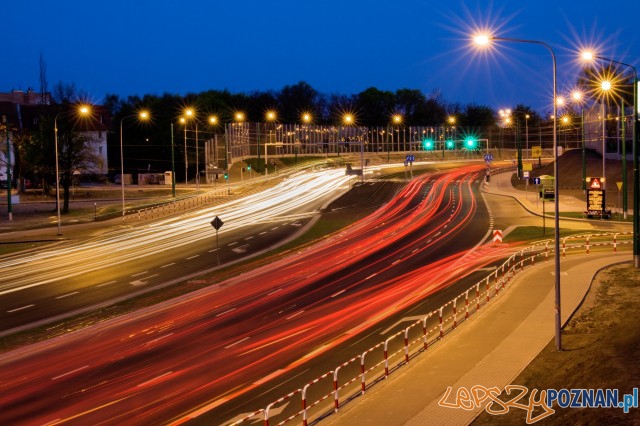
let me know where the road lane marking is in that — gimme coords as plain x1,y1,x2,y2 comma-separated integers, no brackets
365,273,377,280
286,310,304,320
331,289,346,298
130,280,147,286
271,227,279,231
160,262,176,268
216,308,236,317
244,236,254,240
259,232,267,235
52,365,89,380
97,280,116,287
208,249,218,253
146,333,174,346
56,292,79,299
137,371,173,388
131,271,148,277
225,337,250,349
186,255,200,260
7,304,35,313
267,288,282,296
228,242,238,246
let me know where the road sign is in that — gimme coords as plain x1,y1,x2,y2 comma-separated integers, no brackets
586,176,605,190
493,229,503,243
533,177,541,185
483,153,494,163
523,171,530,178
211,216,224,230
523,163,533,171
532,146,542,158
405,154,415,163
617,181,623,191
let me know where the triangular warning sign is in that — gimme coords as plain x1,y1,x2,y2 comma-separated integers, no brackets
590,178,602,189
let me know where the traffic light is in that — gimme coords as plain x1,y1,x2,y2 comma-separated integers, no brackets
446,140,454,149
465,138,477,149
422,138,434,150
224,171,228,180
247,164,251,171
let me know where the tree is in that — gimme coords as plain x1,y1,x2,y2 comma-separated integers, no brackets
355,87,396,127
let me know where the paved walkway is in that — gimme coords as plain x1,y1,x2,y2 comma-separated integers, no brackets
327,252,629,425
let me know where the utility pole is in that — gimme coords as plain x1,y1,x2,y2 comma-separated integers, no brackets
3,115,12,221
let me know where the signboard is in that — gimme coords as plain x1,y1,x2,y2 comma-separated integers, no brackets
586,189,605,216
493,230,503,243
523,163,532,171
533,177,541,185
405,154,415,163
523,171,530,178
531,146,542,158
587,177,604,190
483,153,494,163
617,181,623,191
210,216,224,230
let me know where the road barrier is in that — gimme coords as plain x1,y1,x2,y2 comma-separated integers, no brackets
231,232,631,426
125,189,230,222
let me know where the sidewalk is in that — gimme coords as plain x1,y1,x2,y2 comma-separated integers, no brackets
327,252,630,425
486,171,585,214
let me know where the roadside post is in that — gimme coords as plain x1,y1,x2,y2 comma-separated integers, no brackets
211,215,224,265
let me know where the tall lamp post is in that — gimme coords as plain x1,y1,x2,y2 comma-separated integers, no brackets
54,104,91,235
2,115,11,221
120,110,149,222
583,51,638,266
475,34,561,350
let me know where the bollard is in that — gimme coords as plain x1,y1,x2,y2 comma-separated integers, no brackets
438,307,444,338
465,290,469,319
453,299,458,328
586,235,590,255
476,283,481,311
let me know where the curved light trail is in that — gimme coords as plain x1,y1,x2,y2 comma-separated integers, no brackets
0,164,521,425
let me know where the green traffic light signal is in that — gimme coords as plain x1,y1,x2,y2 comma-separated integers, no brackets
247,164,251,171
423,139,434,150
224,172,228,179
465,138,476,149
446,140,454,149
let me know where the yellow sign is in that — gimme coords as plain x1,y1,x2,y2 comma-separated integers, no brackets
523,163,532,171
531,146,542,158
617,181,623,191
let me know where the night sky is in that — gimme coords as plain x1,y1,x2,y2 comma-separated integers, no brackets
4,1,639,114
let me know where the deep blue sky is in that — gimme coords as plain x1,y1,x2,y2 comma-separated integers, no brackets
3,1,639,115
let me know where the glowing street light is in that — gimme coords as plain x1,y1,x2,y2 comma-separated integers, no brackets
474,32,562,350
54,104,91,235
120,110,150,221
583,50,638,239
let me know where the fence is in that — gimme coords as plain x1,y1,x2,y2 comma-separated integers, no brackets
231,232,632,426
124,189,231,222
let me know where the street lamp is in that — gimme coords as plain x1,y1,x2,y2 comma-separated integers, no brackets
54,104,91,235
582,50,639,266
120,110,149,222
475,33,562,350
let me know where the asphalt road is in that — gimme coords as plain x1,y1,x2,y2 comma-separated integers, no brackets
0,164,512,425
0,170,353,334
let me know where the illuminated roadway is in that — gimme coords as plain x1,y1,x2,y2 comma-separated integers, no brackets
0,170,353,333
0,164,519,425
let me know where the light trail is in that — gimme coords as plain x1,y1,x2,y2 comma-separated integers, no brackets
0,164,523,425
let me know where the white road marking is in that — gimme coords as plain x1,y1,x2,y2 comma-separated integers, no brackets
7,304,35,313
331,289,346,298
216,308,236,317
97,280,117,287
286,310,304,320
160,263,176,268
56,292,79,299
52,365,89,381
186,255,200,260
131,271,148,277
228,242,238,246
225,337,250,349
267,288,283,296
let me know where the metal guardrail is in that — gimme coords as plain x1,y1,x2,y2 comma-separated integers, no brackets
231,233,632,426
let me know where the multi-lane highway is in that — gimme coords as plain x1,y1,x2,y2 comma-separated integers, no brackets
0,164,514,425
0,170,354,334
